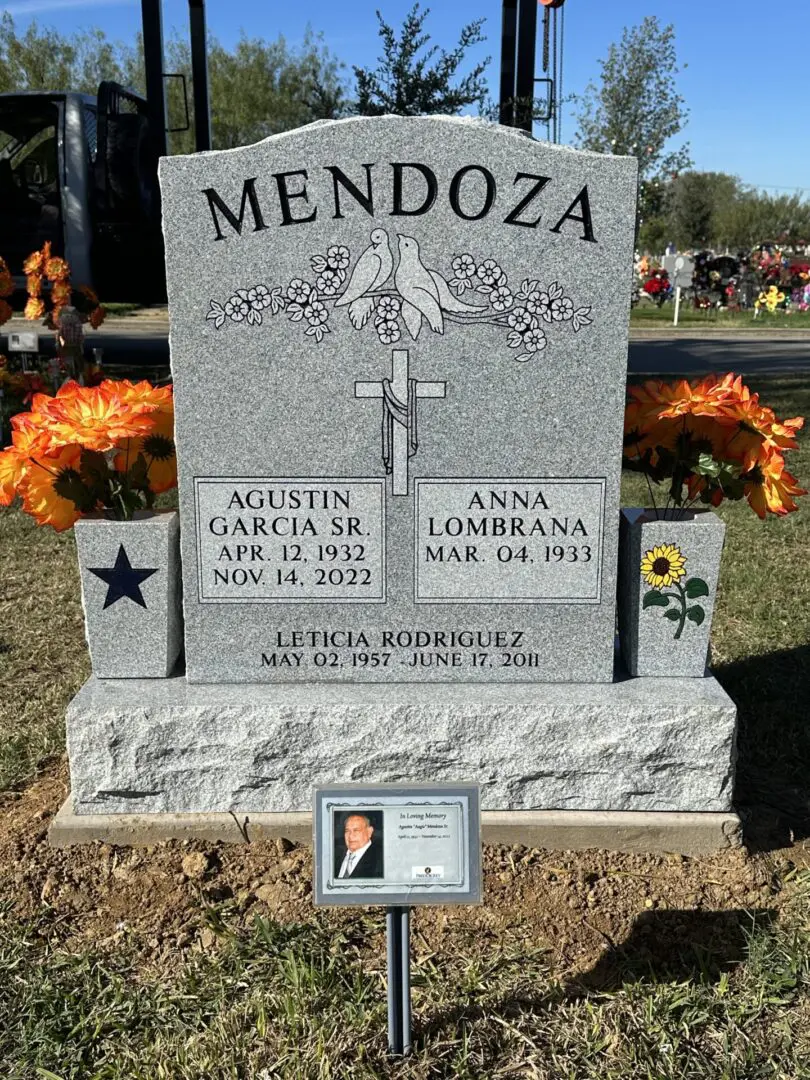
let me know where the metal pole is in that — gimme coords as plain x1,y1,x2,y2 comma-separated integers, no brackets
386,907,402,1055
141,0,168,158
499,0,518,126
674,284,681,327
400,907,412,1055
514,0,538,134
386,907,411,1056
188,0,212,151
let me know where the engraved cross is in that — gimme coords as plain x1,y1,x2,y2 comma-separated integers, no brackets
354,348,447,496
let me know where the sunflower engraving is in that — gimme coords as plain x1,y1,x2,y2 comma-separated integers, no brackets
640,544,687,589
640,543,709,640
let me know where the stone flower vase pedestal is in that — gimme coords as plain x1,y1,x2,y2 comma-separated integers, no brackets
74,510,182,678
618,508,726,678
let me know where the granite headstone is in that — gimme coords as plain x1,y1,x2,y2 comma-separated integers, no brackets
159,116,637,684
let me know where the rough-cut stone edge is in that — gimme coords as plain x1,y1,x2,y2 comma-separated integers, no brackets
159,113,634,166
49,798,742,856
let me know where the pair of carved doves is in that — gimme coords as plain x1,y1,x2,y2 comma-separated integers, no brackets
334,229,481,339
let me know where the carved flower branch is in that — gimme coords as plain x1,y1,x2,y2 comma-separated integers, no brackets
206,242,592,362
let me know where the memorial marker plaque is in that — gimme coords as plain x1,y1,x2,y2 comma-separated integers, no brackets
160,116,637,683
313,783,481,907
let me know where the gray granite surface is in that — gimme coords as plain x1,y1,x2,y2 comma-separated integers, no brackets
618,509,726,677
66,667,737,814
160,116,638,684
74,511,182,678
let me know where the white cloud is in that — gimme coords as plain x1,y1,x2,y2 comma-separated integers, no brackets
1,0,135,15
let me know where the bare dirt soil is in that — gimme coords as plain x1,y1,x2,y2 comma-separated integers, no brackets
2,761,802,986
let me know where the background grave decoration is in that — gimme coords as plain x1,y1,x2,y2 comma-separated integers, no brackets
634,245,810,315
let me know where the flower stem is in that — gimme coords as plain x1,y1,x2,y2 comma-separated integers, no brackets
29,456,59,477
634,435,658,515
673,580,688,640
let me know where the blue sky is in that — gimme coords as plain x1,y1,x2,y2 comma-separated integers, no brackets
3,0,808,192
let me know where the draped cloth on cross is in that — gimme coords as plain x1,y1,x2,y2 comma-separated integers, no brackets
381,377,418,477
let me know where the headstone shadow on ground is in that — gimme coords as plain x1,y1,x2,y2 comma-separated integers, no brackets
567,907,775,993
717,643,810,850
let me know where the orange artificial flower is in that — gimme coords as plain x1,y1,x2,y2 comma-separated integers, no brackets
0,261,13,298
10,413,55,459
766,415,804,453
33,381,157,452
22,247,46,276
20,442,85,531
114,383,176,494
0,299,12,326
76,285,99,305
657,413,732,462
113,379,173,411
51,280,72,305
653,374,731,421
44,256,70,282
24,297,45,321
0,412,61,506
26,272,42,298
89,304,106,329
712,396,777,470
742,451,808,519
627,380,692,431
0,447,23,505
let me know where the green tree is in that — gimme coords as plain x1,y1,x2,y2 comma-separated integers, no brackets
669,171,740,249
354,3,489,116
573,16,691,219
0,15,347,153
715,190,810,249
163,29,347,153
0,13,130,93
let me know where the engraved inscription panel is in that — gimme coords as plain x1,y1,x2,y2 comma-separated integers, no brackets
415,479,604,603
195,478,385,603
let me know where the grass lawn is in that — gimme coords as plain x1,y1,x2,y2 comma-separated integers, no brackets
100,303,145,318
630,303,810,330
0,374,809,1077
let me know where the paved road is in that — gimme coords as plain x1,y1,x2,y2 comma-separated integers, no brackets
4,319,810,376
628,336,810,375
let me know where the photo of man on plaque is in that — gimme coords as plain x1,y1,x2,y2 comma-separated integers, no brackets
333,810,384,880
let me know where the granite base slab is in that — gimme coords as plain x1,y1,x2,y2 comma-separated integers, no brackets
49,801,742,856
65,671,737,815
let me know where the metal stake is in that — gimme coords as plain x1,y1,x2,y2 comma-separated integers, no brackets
386,906,412,1056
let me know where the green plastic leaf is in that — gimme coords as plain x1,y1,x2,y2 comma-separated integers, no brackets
53,468,96,512
79,448,109,487
695,452,721,479
686,605,705,625
664,609,681,621
722,475,745,500
685,578,709,599
642,591,670,609
127,453,149,492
